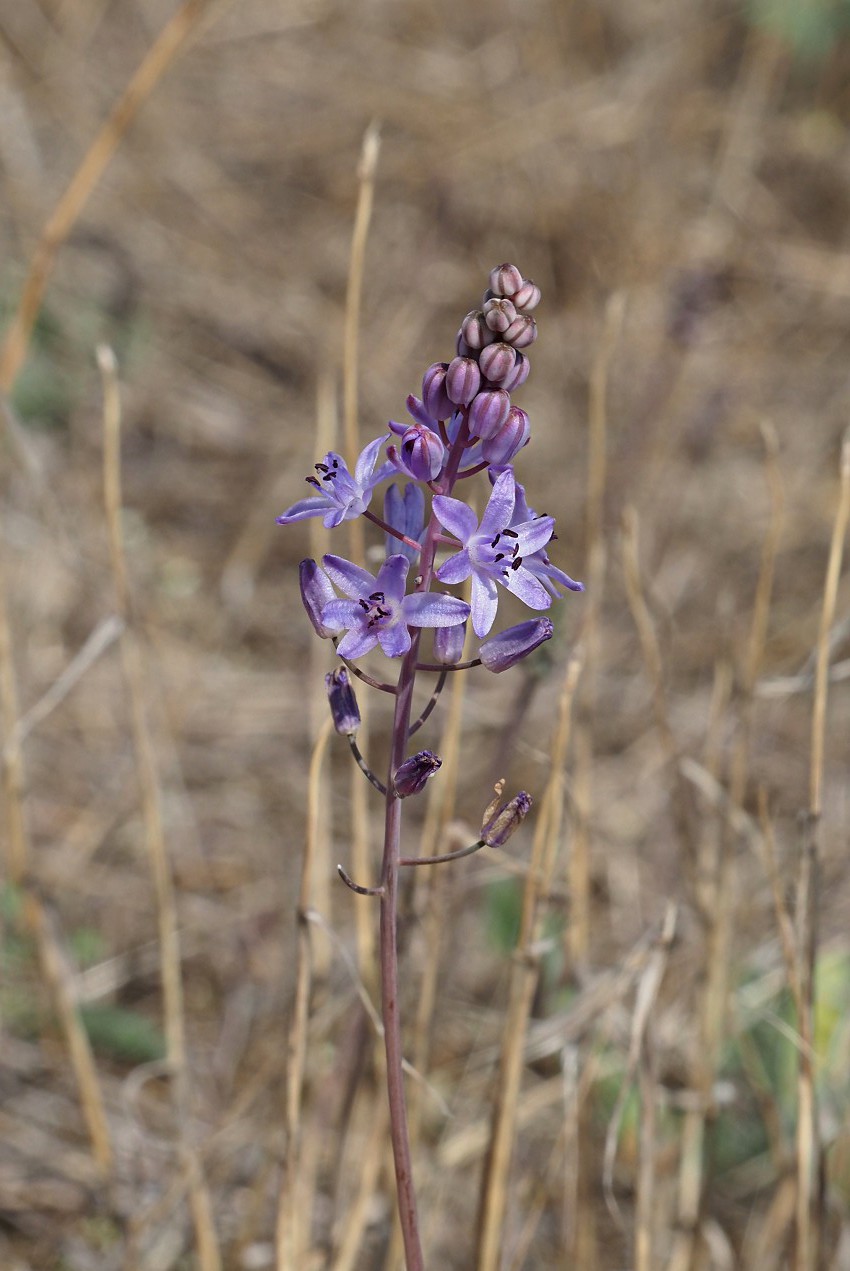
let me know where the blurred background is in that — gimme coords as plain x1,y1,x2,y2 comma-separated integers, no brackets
2,0,850,1267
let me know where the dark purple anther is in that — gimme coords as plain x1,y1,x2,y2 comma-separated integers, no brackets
433,620,466,665
393,750,442,798
478,342,517,386
480,789,532,847
468,388,511,440
512,279,541,311
445,356,482,407
481,406,530,464
399,423,446,481
503,313,537,349
478,617,554,673
325,666,361,736
489,263,523,298
483,297,516,333
299,558,336,639
422,362,453,421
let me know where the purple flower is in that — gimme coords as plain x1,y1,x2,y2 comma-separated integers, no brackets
478,617,553,672
384,481,425,565
276,437,393,530
320,553,470,660
510,481,584,598
432,469,556,637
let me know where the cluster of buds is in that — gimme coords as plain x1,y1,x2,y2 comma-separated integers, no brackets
278,265,583,867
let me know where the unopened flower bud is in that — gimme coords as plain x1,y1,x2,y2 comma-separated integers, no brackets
384,481,425,564
445,356,481,406
500,351,530,392
478,618,554,673
422,363,453,421
512,279,541,311
433,620,466,665
481,406,530,464
393,749,442,798
503,313,537,349
468,388,511,440
399,423,445,481
481,786,532,847
460,310,496,351
325,667,361,736
483,297,517,333
478,342,516,386
299,559,336,639
489,263,523,298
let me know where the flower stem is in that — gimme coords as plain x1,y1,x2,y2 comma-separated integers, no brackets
378,411,470,1270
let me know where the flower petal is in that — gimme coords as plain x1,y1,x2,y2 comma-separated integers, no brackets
353,436,387,486
276,496,332,524
504,566,552,611
432,495,478,544
377,623,411,658
337,626,379,659
402,593,470,628
478,468,516,539
515,515,555,556
470,572,499,637
436,548,472,586
374,554,410,602
320,598,361,632
322,554,375,599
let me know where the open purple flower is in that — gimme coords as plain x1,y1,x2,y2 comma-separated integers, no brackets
432,469,556,637
276,437,393,530
320,553,470,660
510,481,584,598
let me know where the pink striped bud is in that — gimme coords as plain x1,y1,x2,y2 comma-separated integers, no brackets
460,310,496,351
478,342,516,386
422,363,453,421
500,351,530,392
489,263,523,298
503,313,537,349
481,406,530,464
512,279,541,311
483,297,517,333
468,388,511,440
399,424,445,481
445,356,481,406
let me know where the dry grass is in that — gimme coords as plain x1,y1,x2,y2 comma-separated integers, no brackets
2,1,850,1268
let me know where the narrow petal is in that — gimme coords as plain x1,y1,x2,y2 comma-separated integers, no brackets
377,622,411,658
402,593,470,628
504,566,552,611
337,626,379,659
436,548,472,585
320,598,361,632
374,554,410,602
432,495,478,544
515,515,555,556
470,572,499,637
322,554,375,599
478,469,516,538
276,496,331,524
353,436,387,486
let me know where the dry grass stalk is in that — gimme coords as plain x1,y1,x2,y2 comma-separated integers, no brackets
0,0,211,396
795,429,850,1269
98,346,221,1270
0,549,113,1176
475,651,583,1271
276,714,333,1269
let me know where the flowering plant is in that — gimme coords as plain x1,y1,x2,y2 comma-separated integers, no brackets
277,264,582,1268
